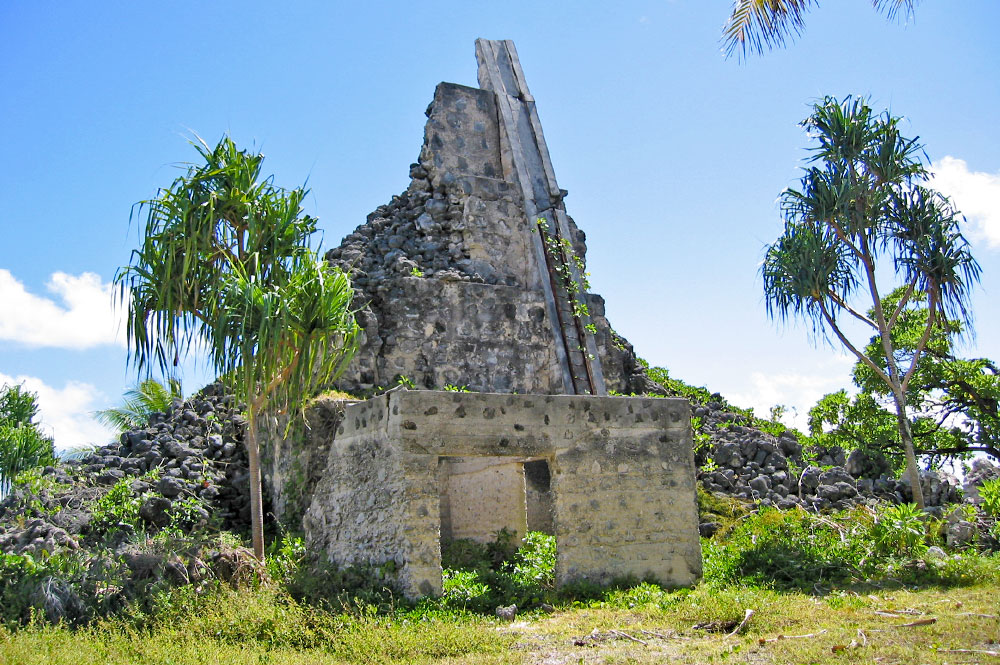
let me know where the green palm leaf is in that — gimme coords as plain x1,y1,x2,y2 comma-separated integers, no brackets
724,0,920,59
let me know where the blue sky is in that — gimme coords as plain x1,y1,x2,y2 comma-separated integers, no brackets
1,1,998,449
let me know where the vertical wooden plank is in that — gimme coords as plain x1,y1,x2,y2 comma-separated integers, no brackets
475,38,606,395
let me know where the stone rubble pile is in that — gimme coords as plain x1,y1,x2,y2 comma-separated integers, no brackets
326,163,517,293
691,397,967,514
0,383,251,558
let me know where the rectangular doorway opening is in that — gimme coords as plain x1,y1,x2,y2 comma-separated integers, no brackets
438,455,553,545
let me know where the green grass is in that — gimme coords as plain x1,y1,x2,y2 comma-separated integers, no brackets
4,505,1000,664
3,582,999,664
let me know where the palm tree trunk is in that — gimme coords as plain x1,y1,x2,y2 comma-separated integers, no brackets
245,414,266,561
890,388,925,509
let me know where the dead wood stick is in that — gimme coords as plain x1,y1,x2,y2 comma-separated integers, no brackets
726,609,755,638
639,629,673,640
875,609,923,617
609,629,648,646
758,629,828,644
898,618,936,627
847,629,868,649
937,648,1000,657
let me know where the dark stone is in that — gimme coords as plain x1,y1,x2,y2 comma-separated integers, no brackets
140,496,173,528
156,477,185,499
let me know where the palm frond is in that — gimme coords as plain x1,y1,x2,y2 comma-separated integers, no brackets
725,0,920,59
723,0,819,59
872,0,919,21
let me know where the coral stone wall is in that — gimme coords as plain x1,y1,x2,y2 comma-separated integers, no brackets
325,81,653,396
302,391,702,597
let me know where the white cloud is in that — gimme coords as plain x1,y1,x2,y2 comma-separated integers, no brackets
929,156,1000,250
727,354,854,432
0,372,114,451
0,270,124,349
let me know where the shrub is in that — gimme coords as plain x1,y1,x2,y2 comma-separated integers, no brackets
981,478,1000,517
703,503,1000,591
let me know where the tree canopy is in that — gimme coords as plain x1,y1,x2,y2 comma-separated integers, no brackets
762,95,980,507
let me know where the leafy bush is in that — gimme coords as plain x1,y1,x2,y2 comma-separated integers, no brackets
703,503,1000,591
436,530,556,612
89,478,141,536
871,502,927,556
981,478,1000,517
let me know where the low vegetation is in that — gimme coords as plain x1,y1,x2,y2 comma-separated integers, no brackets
2,500,998,664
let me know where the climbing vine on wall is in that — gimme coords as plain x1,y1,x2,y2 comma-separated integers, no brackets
535,218,597,336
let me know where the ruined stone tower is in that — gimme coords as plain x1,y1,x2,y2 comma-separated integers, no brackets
326,40,655,397
269,41,701,598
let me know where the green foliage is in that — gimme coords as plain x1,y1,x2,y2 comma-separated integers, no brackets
1,383,56,496
536,217,594,332
761,95,981,506
697,486,750,527
980,479,1000,518
723,0,918,59
90,478,142,535
394,375,416,389
265,533,307,587
93,378,183,435
807,291,1000,467
117,135,361,559
703,503,999,591
443,384,471,392
437,530,556,612
870,503,927,556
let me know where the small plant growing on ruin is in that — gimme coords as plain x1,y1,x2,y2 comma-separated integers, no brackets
979,478,1000,517
90,477,142,535
443,384,470,392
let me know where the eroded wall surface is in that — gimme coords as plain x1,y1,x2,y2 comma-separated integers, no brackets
439,456,528,542
303,391,702,597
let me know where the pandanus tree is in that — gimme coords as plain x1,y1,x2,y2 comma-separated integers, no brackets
762,96,980,508
117,136,359,559
723,0,919,59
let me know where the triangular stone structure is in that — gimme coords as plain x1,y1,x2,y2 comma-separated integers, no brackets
326,40,657,397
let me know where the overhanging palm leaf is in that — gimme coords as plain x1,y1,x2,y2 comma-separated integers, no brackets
724,0,920,59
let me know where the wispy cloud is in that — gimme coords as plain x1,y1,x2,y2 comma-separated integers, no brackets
0,372,114,450
0,270,124,349
929,156,1000,250
727,354,854,432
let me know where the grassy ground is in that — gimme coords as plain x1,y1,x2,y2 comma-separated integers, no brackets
2,583,998,664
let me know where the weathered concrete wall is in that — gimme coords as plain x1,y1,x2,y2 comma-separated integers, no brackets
303,390,701,597
259,396,351,528
359,278,561,393
439,457,527,542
